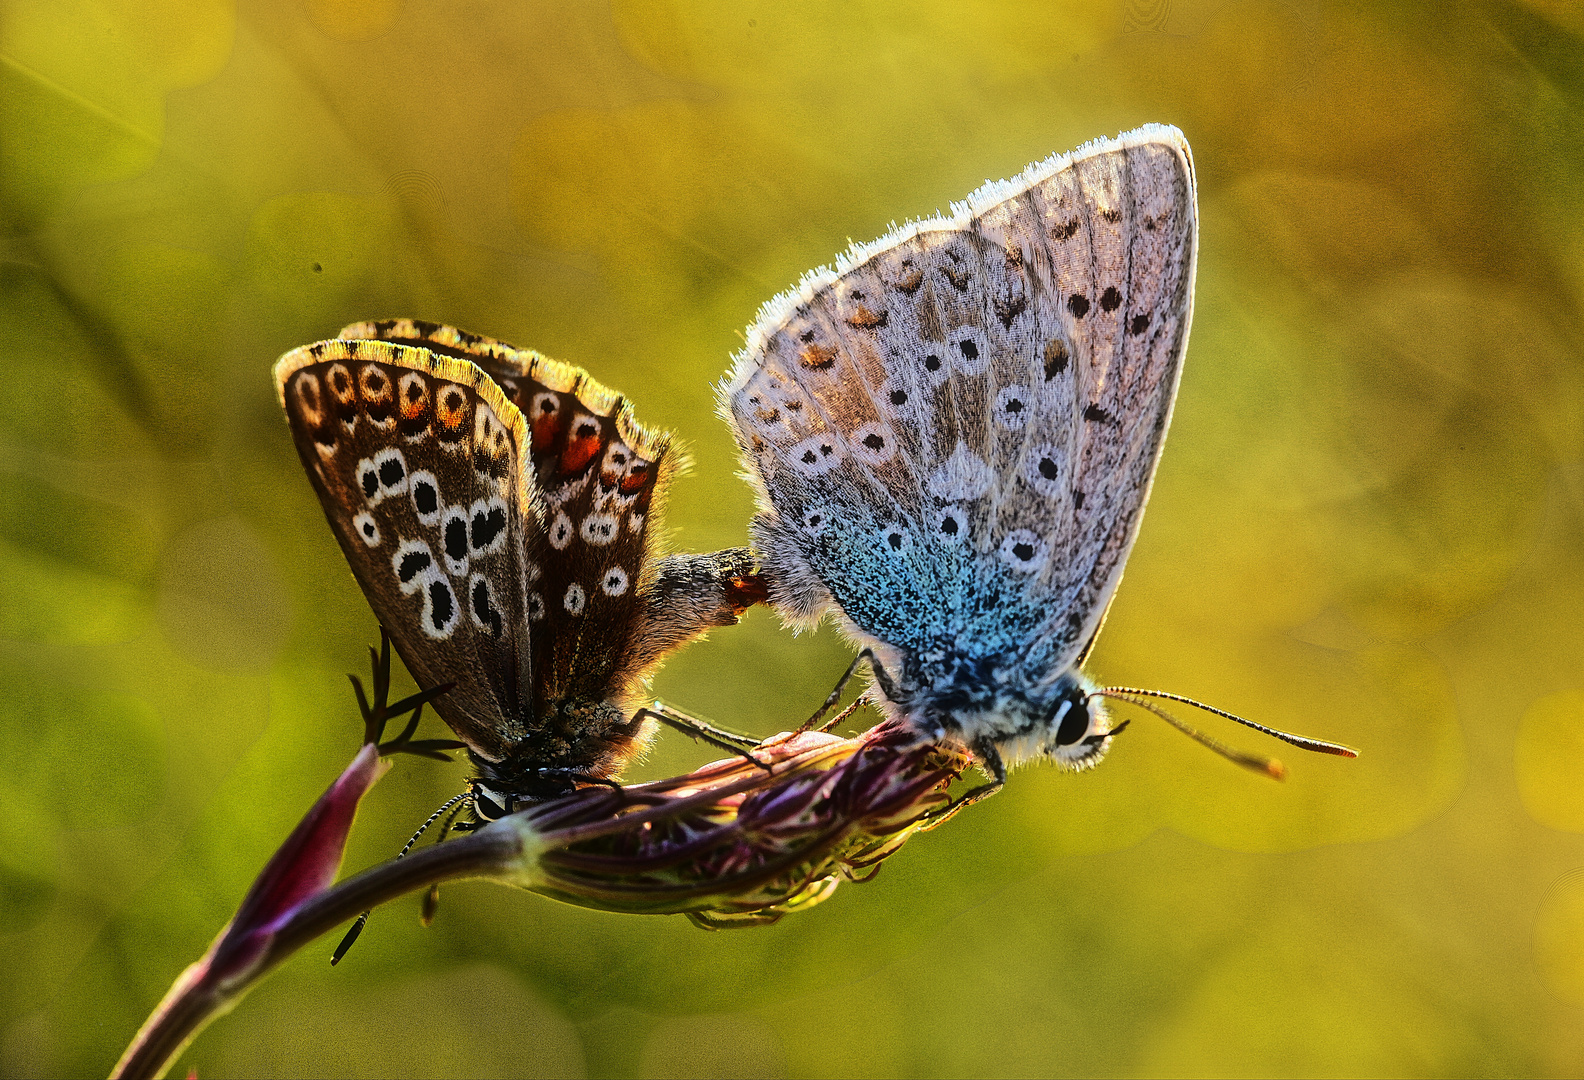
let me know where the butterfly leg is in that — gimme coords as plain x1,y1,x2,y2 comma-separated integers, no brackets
801,648,901,732
922,737,1005,828
634,703,771,772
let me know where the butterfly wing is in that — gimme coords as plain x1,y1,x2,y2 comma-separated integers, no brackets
275,340,537,762
725,125,1197,679
338,321,762,723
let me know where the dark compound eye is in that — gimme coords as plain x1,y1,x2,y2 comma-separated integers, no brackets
1054,697,1090,746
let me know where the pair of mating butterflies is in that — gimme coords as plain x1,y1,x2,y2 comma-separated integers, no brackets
276,125,1351,823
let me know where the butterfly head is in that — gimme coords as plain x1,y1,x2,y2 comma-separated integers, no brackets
918,666,1118,772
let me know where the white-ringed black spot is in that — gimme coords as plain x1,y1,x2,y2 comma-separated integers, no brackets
850,422,895,465
354,512,380,547
601,566,629,596
527,591,546,621
1026,446,1067,497
371,448,408,498
471,501,508,552
932,504,967,545
443,512,470,567
426,578,457,636
890,389,908,406
876,523,913,556
410,472,441,523
993,385,1031,430
924,355,942,372
998,530,1047,573
550,511,574,550
580,513,618,546
564,583,586,615
951,327,991,374
359,464,379,500
380,456,405,488
788,434,844,476
469,574,503,637
393,541,433,592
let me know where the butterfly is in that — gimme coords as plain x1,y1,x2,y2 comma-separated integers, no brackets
723,125,1353,797
276,319,765,820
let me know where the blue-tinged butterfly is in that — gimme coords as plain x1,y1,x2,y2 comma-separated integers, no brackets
277,320,766,821
723,125,1353,798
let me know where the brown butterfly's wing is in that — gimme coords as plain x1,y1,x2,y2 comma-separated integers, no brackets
274,339,536,763
338,321,762,735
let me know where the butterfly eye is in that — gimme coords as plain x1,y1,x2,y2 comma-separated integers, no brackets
1053,697,1091,747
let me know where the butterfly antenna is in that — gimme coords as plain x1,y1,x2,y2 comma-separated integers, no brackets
331,792,470,966
1093,692,1288,779
421,795,473,928
1100,687,1359,758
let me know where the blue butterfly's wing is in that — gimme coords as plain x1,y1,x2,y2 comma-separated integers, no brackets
725,126,1197,684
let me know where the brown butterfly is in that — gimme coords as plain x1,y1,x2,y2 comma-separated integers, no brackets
276,319,764,819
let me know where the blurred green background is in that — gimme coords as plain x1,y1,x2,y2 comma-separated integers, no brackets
3,0,1584,1076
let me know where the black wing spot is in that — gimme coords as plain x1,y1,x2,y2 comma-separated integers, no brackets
1043,339,1069,379
472,506,507,550
801,449,818,465
1100,286,1122,313
959,339,979,362
1074,491,1085,509
444,390,463,412
1130,313,1150,335
398,549,432,584
414,480,438,516
429,580,454,629
940,514,959,536
472,580,502,637
1012,542,1035,562
863,433,885,451
445,517,469,561
924,354,942,372
890,389,908,406
1039,457,1059,481
1068,294,1090,318
361,520,376,538
887,531,904,550
361,468,379,498
1084,404,1111,423
379,456,405,488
